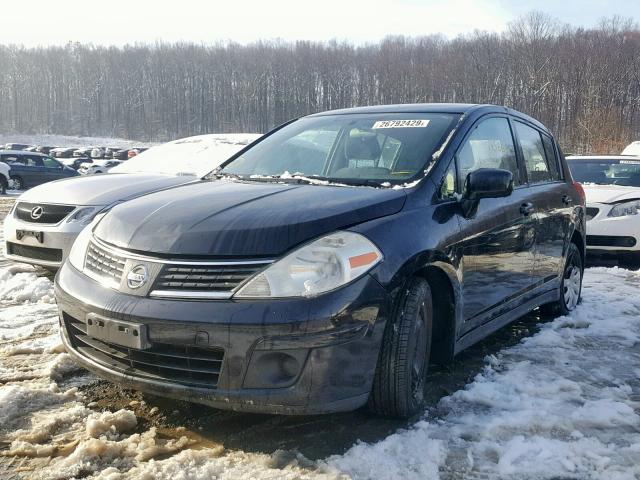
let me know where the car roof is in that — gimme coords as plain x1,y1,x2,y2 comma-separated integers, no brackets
0,149,47,156
566,155,640,161
307,103,549,131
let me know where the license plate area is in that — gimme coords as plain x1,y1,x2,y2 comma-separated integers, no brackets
16,230,44,243
86,314,150,350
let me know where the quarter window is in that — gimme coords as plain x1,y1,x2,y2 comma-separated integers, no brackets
515,122,553,184
541,133,561,180
439,160,457,200
457,117,520,186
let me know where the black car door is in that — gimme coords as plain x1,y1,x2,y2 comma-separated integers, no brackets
513,121,568,284
455,116,537,332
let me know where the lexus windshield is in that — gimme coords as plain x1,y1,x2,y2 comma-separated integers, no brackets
567,158,640,187
219,113,460,186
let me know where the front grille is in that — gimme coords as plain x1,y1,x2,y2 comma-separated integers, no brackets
63,313,224,388
153,263,266,293
585,207,599,221
15,202,75,224
85,241,126,285
587,235,637,248
6,242,62,262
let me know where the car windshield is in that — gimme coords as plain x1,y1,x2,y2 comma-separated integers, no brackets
567,158,640,187
218,113,460,186
111,134,260,177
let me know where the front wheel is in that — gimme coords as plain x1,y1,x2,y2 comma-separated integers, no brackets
9,176,24,190
540,242,583,317
369,277,433,418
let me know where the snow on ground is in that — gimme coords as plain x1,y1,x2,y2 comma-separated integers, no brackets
0,221,639,478
0,134,157,149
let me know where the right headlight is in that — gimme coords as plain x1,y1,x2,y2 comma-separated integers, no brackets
67,214,106,271
234,231,382,298
608,200,640,218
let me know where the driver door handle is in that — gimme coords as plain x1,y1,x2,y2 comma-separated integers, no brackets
520,202,534,216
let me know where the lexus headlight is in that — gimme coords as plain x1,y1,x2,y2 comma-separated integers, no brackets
608,200,640,218
234,231,382,298
66,206,99,224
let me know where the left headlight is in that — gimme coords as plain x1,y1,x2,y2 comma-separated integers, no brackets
608,200,640,218
68,214,107,272
234,231,383,298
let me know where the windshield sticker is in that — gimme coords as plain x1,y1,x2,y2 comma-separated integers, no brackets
372,119,430,129
620,160,640,165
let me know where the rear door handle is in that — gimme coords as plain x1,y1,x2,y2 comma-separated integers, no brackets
562,195,573,205
520,202,534,216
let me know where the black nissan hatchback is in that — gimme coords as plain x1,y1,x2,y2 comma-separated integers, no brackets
55,104,586,418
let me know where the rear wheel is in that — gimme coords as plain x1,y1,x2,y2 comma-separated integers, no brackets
0,175,7,194
9,175,24,190
540,242,583,317
369,277,433,418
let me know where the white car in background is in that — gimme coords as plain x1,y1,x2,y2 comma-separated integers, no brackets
78,159,123,175
0,161,10,194
3,133,261,269
567,155,640,264
622,142,640,156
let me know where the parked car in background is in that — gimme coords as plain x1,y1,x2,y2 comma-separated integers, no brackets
36,146,57,155
3,143,32,151
622,142,640,157
78,159,122,175
127,147,148,159
113,148,132,160
0,161,9,194
62,157,92,170
0,150,79,190
73,147,94,158
4,134,260,270
54,104,585,418
91,147,107,159
51,147,76,159
103,147,120,159
567,155,640,264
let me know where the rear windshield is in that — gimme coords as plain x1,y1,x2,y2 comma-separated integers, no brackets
219,113,460,186
567,159,640,187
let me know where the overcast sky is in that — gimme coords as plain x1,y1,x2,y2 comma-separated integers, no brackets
2,0,638,47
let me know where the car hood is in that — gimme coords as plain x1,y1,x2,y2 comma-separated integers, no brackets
583,184,640,204
18,173,194,206
94,180,407,257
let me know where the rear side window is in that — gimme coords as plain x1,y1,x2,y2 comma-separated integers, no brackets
42,157,60,168
457,117,520,185
515,122,556,184
541,134,561,180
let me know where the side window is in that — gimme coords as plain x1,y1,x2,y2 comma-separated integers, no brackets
439,160,457,200
457,117,520,185
27,156,44,167
515,122,552,184
42,157,60,168
541,134,561,180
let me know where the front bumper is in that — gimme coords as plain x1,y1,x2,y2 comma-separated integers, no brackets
3,212,86,268
586,202,640,254
55,261,392,414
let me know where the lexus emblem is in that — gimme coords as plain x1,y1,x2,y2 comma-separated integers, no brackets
30,206,44,220
127,265,148,289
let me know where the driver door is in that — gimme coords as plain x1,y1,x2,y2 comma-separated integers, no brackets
455,116,537,332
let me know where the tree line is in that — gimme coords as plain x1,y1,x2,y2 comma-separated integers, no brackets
0,12,638,153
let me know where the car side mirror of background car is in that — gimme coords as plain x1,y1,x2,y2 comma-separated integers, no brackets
460,168,513,217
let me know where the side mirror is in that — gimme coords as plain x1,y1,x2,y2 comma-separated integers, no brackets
461,168,513,217
464,168,513,201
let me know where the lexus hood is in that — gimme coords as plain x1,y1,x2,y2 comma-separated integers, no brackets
94,180,407,257
582,184,640,204
18,173,195,206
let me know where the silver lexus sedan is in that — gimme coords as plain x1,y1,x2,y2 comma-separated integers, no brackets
3,134,261,269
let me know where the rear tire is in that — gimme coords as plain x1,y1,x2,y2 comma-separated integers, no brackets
540,242,583,317
0,175,7,194
369,277,433,418
10,176,24,190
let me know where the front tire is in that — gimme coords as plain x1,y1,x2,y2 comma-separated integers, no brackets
540,242,583,317
369,277,433,418
10,175,24,190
